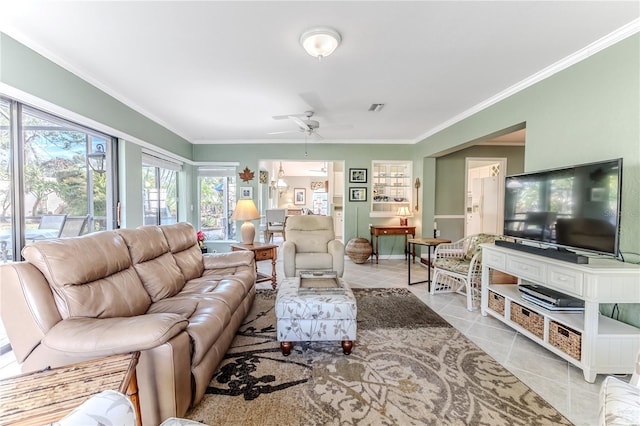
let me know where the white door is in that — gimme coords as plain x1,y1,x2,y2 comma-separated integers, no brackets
465,158,506,237
481,176,499,234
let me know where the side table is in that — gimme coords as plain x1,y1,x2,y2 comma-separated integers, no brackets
407,238,451,288
369,225,416,264
230,242,278,289
0,352,141,426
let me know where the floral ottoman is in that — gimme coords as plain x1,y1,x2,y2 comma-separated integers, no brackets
275,273,357,355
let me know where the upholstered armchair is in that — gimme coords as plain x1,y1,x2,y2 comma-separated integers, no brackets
431,233,502,311
282,215,344,278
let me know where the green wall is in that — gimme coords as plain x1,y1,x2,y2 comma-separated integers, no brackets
435,145,525,242
415,34,640,326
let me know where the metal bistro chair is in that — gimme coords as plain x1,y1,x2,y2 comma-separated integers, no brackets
430,233,502,311
264,209,286,243
60,215,90,237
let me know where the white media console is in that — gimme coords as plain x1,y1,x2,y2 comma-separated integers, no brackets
480,243,640,382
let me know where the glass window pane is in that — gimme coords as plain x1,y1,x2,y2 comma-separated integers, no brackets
199,174,236,240
142,166,158,225
0,99,12,262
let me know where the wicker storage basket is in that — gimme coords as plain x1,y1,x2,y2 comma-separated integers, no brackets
510,302,544,339
488,291,505,315
549,321,582,360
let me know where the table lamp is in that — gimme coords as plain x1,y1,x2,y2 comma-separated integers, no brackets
397,206,411,226
232,199,260,244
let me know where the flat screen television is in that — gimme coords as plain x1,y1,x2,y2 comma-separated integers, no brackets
503,158,622,257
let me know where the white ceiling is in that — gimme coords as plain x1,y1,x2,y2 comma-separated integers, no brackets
1,1,638,145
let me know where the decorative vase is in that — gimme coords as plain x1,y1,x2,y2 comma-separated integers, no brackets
200,246,208,254
345,237,372,264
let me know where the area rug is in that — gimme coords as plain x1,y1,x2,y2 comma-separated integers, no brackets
186,288,571,425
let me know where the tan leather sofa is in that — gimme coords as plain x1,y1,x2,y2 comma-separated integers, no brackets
0,222,256,425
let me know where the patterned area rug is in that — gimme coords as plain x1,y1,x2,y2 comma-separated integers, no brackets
186,288,571,425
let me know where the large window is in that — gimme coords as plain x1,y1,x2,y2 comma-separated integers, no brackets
142,153,180,226
199,166,237,240
0,97,117,262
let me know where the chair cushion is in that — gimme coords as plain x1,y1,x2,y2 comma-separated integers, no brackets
434,257,472,274
599,376,640,425
464,233,498,261
285,216,334,253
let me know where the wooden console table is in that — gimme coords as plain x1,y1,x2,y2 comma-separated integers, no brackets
0,352,141,425
231,242,278,288
369,225,416,264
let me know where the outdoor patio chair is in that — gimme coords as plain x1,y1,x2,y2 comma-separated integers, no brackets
60,215,90,237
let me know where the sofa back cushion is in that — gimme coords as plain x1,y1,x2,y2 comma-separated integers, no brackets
161,223,204,281
22,231,151,319
117,226,186,302
284,216,335,253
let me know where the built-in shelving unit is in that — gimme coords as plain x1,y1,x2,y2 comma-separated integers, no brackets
481,243,640,383
371,160,412,217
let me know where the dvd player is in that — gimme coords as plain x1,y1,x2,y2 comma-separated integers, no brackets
518,284,584,308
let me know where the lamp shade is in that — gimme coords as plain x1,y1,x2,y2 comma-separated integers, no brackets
232,199,260,221
397,207,411,217
232,199,260,244
397,206,411,226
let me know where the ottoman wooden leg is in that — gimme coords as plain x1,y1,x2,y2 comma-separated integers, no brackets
341,340,353,355
280,341,292,356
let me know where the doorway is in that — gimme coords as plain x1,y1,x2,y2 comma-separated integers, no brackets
464,158,507,237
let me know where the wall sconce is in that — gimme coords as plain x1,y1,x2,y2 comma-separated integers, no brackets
87,143,106,174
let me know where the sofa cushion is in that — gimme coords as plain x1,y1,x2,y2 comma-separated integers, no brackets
284,216,334,253
117,227,186,302
161,223,205,281
22,232,151,319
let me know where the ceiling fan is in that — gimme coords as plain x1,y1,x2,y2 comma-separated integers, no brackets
269,110,323,138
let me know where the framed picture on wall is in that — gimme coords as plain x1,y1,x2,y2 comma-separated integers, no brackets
349,168,367,183
294,188,306,205
349,187,367,202
240,186,253,199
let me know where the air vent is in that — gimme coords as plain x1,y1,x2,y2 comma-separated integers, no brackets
368,103,385,112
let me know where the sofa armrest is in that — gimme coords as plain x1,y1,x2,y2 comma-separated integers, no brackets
203,251,254,270
42,313,188,357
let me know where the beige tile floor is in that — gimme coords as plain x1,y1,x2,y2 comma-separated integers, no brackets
0,242,620,425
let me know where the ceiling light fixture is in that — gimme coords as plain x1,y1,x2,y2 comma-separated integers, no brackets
300,26,341,61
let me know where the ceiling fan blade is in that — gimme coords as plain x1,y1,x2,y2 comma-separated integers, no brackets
272,113,306,120
267,130,301,135
290,116,310,130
